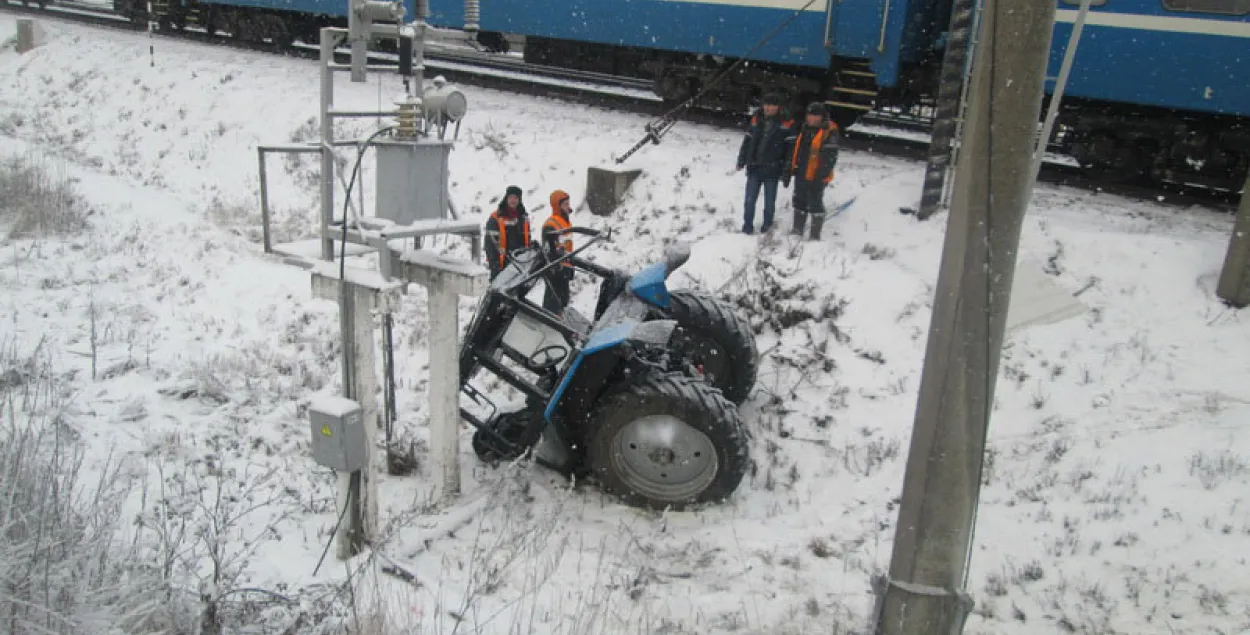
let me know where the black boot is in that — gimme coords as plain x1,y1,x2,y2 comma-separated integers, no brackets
791,209,806,235
809,213,825,241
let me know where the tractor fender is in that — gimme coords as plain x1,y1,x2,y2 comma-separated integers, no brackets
544,319,680,423
628,244,691,310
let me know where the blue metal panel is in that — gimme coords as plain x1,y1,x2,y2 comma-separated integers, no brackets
628,261,671,309
543,321,634,421
1046,1,1250,116
425,0,915,86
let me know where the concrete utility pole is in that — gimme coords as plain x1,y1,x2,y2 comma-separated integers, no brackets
872,2,1057,634
1216,169,1250,308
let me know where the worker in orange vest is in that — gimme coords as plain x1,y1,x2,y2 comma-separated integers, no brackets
784,102,840,241
483,185,532,280
541,190,576,314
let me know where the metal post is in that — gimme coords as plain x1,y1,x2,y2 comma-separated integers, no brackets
873,3,1056,635
257,148,272,253
1216,170,1250,308
427,279,461,500
319,28,340,262
1031,0,1092,187
382,312,398,465
413,0,428,100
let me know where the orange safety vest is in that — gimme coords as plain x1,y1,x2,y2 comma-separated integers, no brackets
791,122,838,184
493,211,530,268
542,214,573,266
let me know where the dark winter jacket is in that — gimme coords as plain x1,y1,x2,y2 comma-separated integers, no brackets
787,121,840,184
484,200,531,277
736,114,797,180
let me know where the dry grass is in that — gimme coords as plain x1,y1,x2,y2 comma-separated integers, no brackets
0,340,191,634
0,152,91,240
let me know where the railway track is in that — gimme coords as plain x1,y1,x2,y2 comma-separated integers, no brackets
2,0,1240,212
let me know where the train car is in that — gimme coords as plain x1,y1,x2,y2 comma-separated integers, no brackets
113,0,953,128
423,0,953,126
1043,0,1250,188
425,0,1250,189
119,0,1249,190
443,0,1249,189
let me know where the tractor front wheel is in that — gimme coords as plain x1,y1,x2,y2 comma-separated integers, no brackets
586,372,748,510
472,410,540,464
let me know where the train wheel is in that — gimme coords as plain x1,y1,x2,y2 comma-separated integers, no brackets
475,31,509,54
200,9,218,36
1078,132,1148,184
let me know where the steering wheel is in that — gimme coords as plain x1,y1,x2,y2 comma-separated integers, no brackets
528,345,568,370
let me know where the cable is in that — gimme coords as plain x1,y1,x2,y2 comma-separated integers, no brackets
335,125,398,404
338,125,400,280
615,0,818,163
963,0,996,592
313,477,354,576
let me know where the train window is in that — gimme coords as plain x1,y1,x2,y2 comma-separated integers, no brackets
1161,0,1250,14
1060,0,1107,5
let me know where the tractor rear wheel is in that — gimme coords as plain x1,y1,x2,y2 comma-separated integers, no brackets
661,290,758,405
586,372,748,510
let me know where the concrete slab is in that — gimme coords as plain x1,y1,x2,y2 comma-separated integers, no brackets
586,166,642,216
271,239,377,261
399,248,488,296
17,19,48,55
1006,254,1089,334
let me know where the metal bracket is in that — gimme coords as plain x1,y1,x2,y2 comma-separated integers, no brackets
869,573,975,635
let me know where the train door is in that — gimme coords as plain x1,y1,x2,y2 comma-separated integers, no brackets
822,0,884,126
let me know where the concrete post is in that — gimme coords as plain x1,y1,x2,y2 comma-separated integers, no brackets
1216,170,1250,308
312,267,403,559
16,19,48,54
912,0,974,221
427,283,460,498
398,250,488,502
873,2,1057,634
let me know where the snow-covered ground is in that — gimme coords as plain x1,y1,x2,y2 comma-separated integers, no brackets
3,15,1249,635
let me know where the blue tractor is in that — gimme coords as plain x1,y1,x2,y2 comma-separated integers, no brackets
457,227,758,510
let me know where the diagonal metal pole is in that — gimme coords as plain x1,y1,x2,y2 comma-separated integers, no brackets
872,1,1057,633
1030,0,1093,189
1216,169,1250,308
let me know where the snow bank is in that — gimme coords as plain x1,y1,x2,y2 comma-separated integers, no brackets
3,14,1249,635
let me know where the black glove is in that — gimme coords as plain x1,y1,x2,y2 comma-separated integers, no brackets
782,175,792,187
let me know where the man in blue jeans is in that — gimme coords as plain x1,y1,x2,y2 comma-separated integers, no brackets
736,93,796,234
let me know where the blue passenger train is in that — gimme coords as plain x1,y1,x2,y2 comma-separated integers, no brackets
112,0,1250,190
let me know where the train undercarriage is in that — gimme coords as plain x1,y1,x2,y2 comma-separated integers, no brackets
1054,100,1250,192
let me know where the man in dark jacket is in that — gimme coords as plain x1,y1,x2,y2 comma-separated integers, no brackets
483,185,532,280
784,102,840,241
736,93,797,234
